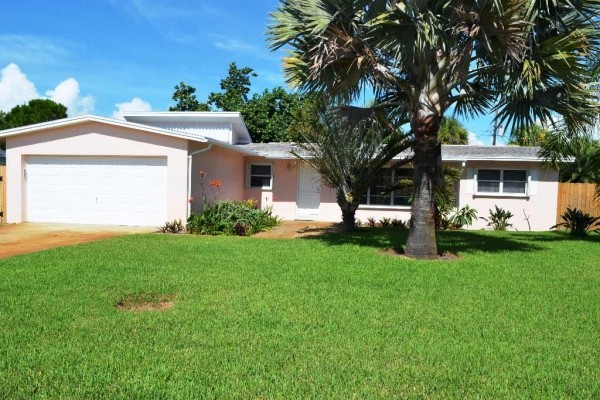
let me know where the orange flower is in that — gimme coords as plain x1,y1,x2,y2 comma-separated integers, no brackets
189,196,195,203
210,179,222,188
199,170,206,177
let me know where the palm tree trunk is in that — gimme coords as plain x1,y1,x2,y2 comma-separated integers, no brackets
405,113,439,259
337,192,358,231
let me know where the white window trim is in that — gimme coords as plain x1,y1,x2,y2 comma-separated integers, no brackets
362,168,412,207
475,168,529,196
247,163,273,190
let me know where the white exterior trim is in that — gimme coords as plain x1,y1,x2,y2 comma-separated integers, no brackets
475,168,529,196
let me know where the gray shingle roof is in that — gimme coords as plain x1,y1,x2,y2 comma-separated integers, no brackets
236,143,542,161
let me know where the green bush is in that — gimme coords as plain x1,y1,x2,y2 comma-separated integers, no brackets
187,201,280,236
481,205,514,231
552,207,600,237
449,205,478,229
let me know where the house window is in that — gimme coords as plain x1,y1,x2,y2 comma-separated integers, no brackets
477,169,527,194
248,164,273,189
362,168,413,206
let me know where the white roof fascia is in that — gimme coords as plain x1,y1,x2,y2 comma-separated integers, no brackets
0,115,210,144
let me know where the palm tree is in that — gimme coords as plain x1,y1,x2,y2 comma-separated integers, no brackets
291,104,411,230
268,0,599,258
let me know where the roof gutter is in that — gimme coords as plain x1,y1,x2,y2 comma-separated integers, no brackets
187,144,213,218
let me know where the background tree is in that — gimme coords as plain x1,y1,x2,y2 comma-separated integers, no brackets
245,88,317,142
509,125,551,146
169,63,317,142
269,0,599,258
207,63,257,111
438,117,468,145
540,132,600,183
1,99,67,130
169,82,210,111
292,103,411,230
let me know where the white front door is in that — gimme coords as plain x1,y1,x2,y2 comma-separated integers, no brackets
297,163,321,219
26,156,168,226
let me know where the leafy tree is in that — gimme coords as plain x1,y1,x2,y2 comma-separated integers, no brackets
269,0,599,258
1,99,67,130
438,117,468,145
169,82,210,111
207,62,257,111
245,88,317,142
292,104,411,230
509,124,550,146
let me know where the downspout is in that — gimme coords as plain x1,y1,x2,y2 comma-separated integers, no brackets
458,160,466,208
187,144,213,218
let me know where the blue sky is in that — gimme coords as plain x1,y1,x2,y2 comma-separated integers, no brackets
0,0,502,144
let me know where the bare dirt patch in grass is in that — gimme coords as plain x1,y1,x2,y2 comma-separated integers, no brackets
115,293,176,312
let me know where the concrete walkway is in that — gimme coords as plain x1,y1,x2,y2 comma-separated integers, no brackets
0,223,153,259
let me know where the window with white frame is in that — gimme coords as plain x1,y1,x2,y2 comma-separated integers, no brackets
361,168,413,206
248,164,273,189
477,169,527,194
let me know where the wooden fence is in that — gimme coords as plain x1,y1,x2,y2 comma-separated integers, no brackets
556,182,600,223
0,165,5,224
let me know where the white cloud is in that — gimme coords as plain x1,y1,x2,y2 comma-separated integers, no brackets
0,63,94,115
112,97,153,120
468,131,484,146
46,78,95,115
0,63,39,112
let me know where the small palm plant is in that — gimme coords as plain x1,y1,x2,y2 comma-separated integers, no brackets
481,206,514,231
552,207,600,237
449,206,478,229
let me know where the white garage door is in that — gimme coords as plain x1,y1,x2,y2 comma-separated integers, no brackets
26,156,168,226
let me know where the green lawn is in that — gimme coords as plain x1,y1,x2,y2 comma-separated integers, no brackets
0,230,598,399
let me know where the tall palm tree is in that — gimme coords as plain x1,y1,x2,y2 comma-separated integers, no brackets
268,0,599,258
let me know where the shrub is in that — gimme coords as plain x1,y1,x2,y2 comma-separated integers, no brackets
481,206,514,231
379,217,392,227
448,205,478,229
391,218,408,229
366,217,377,227
158,219,185,234
187,201,279,236
552,207,600,237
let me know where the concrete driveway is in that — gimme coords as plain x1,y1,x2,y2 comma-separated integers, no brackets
0,223,154,259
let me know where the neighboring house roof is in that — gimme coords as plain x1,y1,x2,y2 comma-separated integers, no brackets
236,143,544,162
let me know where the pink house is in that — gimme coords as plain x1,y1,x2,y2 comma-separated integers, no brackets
0,112,559,230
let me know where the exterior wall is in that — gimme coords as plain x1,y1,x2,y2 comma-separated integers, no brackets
5,121,189,224
459,161,559,231
236,157,557,231
241,158,413,223
189,142,246,212
244,158,298,217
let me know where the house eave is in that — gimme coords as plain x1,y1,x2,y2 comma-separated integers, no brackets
0,115,210,144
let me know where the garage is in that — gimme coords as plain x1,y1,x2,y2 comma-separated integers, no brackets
26,156,167,226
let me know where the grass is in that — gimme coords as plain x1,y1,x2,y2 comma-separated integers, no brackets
0,229,598,398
